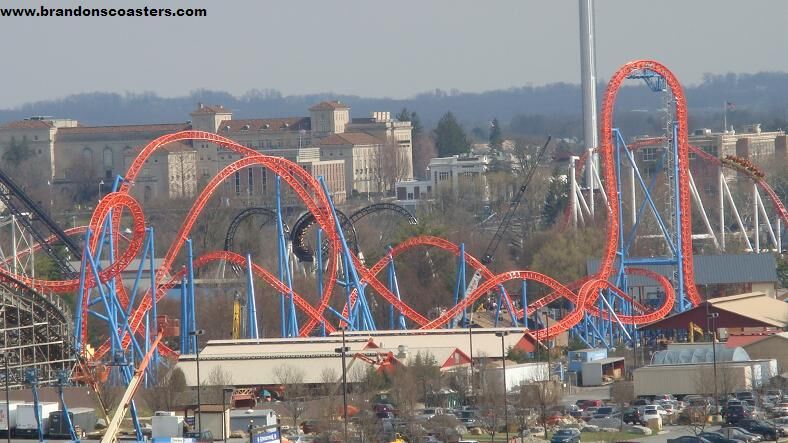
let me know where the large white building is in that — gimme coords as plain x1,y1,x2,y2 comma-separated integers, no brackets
0,101,413,206
427,154,491,201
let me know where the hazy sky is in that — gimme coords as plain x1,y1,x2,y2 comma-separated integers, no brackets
2,0,788,107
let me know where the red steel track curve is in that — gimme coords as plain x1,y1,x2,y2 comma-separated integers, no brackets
0,60,730,357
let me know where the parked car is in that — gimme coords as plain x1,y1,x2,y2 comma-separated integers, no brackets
623,407,645,425
416,408,443,421
645,404,668,417
737,419,780,440
736,392,757,404
576,399,602,410
592,406,618,419
764,390,782,403
300,419,324,434
726,405,755,424
550,428,581,443
632,398,652,407
580,406,599,421
715,426,763,442
698,432,738,443
643,406,663,422
374,403,399,415
666,436,712,443
771,402,788,417
376,411,395,420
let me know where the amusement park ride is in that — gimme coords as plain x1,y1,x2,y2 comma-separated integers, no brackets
0,60,785,440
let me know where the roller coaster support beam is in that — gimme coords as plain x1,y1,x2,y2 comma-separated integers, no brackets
275,176,299,337
450,243,467,328
180,277,188,352
245,253,259,339
570,156,579,229
387,248,406,330
56,370,79,442
671,122,690,312
74,228,92,354
319,177,375,331
719,170,726,250
24,369,44,443
149,226,158,368
316,229,326,336
521,280,528,329
186,238,198,346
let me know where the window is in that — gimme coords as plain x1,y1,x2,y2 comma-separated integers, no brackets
247,168,253,195
642,147,658,162
103,147,113,169
234,171,241,195
82,147,93,163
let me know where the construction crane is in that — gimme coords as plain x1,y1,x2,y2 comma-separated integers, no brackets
464,136,552,313
100,317,176,443
231,292,242,339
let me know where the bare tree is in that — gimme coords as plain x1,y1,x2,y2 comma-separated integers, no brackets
412,134,437,180
372,141,411,195
476,359,504,441
201,366,233,404
274,365,307,434
520,367,563,435
319,368,340,423
142,365,187,412
610,381,635,430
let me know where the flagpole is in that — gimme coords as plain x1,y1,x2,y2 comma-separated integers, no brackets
723,101,727,133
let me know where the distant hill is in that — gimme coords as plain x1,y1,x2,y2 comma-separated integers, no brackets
1,71,787,137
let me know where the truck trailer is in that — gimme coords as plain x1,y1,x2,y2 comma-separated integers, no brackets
47,408,97,438
15,402,59,438
0,401,23,436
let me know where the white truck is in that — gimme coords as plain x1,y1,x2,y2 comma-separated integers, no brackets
152,411,184,439
0,401,23,435
15,402,59,438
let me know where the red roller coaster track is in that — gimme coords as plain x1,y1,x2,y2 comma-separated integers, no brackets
3,60,776,360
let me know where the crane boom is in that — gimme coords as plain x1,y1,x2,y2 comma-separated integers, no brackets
101,331,164,443
465,136,552,298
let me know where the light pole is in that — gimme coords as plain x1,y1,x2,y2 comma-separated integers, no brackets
222,387,233,443
3,352,10,443
468,324,475,400
189,329,205,434
98,179,104,201
495,331,510,442
707,308,720,418
334,327,349,443
544,312,551,382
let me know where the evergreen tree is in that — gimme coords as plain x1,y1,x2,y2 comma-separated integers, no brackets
541,167,569,227
397,108,423,138
488,117,503,152
434,112,470,157
2,138,33,166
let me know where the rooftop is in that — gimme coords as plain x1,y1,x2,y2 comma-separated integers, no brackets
190,103,231,115
0,119,54,130
218,117,310,132
309,100,349,111
587,253,777,286
58,123,190,135
640,292,788,330
318,132,383,146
